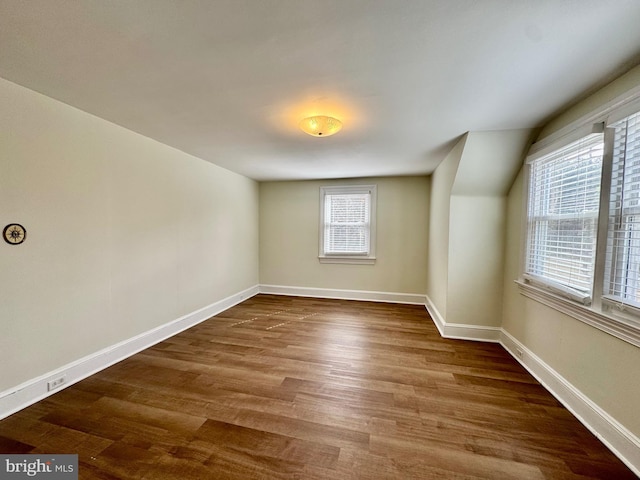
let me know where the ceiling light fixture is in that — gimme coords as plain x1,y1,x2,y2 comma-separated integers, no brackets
299,115,343,137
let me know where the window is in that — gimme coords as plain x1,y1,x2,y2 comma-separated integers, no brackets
524,132,604,303
319,185,376,264
604,111,640,313
520,105,640,347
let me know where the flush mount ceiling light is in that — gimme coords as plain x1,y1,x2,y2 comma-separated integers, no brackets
299,115,343,137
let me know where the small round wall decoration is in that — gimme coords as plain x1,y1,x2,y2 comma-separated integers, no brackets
3,223,27,245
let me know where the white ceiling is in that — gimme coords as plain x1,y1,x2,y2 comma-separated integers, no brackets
1,1,640,181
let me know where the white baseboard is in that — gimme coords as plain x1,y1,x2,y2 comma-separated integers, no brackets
0,285,260,421
500,329,640,477
259,284,427,305
424,295,501,342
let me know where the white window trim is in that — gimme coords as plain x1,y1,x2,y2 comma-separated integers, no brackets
518,97,640,349
319,185,377,264
523,127,604,301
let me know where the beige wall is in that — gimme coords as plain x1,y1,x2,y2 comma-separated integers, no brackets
259,176,429,294
448,195,506,327
426,136,466,317
427,130,530,326
0,78,259,392
502,69,640,436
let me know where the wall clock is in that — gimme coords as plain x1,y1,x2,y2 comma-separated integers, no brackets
3,223,27,245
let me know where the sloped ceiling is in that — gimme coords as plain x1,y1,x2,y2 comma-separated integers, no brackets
452,130,534,197
1,0,640,181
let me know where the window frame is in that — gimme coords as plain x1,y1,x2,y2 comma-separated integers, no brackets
523,128,605,305
318,185,377,264
519,101,640,348
602,111,640,313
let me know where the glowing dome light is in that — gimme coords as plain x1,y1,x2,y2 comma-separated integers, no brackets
299,116,343,137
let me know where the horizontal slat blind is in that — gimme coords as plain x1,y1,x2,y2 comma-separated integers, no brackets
526,133,604,297
324,193,370,255
605,111,640,305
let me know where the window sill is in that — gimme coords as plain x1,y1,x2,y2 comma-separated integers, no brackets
516,279,640,348
318,256,376,265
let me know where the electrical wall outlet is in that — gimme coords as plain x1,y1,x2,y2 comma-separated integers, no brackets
47,375,66,391
515,348,524,359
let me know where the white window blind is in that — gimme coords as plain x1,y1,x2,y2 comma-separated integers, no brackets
319,185,377,264
525,133,604,300
323,192,371,255
605,111,640,307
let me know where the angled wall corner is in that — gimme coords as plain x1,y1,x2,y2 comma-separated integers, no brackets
426,134,467,320
427,129,533,330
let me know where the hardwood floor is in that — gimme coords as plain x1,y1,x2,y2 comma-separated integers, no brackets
0,295,635,479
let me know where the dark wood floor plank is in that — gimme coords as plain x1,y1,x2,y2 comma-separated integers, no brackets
0,295,635,479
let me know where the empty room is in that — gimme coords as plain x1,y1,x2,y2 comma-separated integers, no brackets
1,1,640,479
